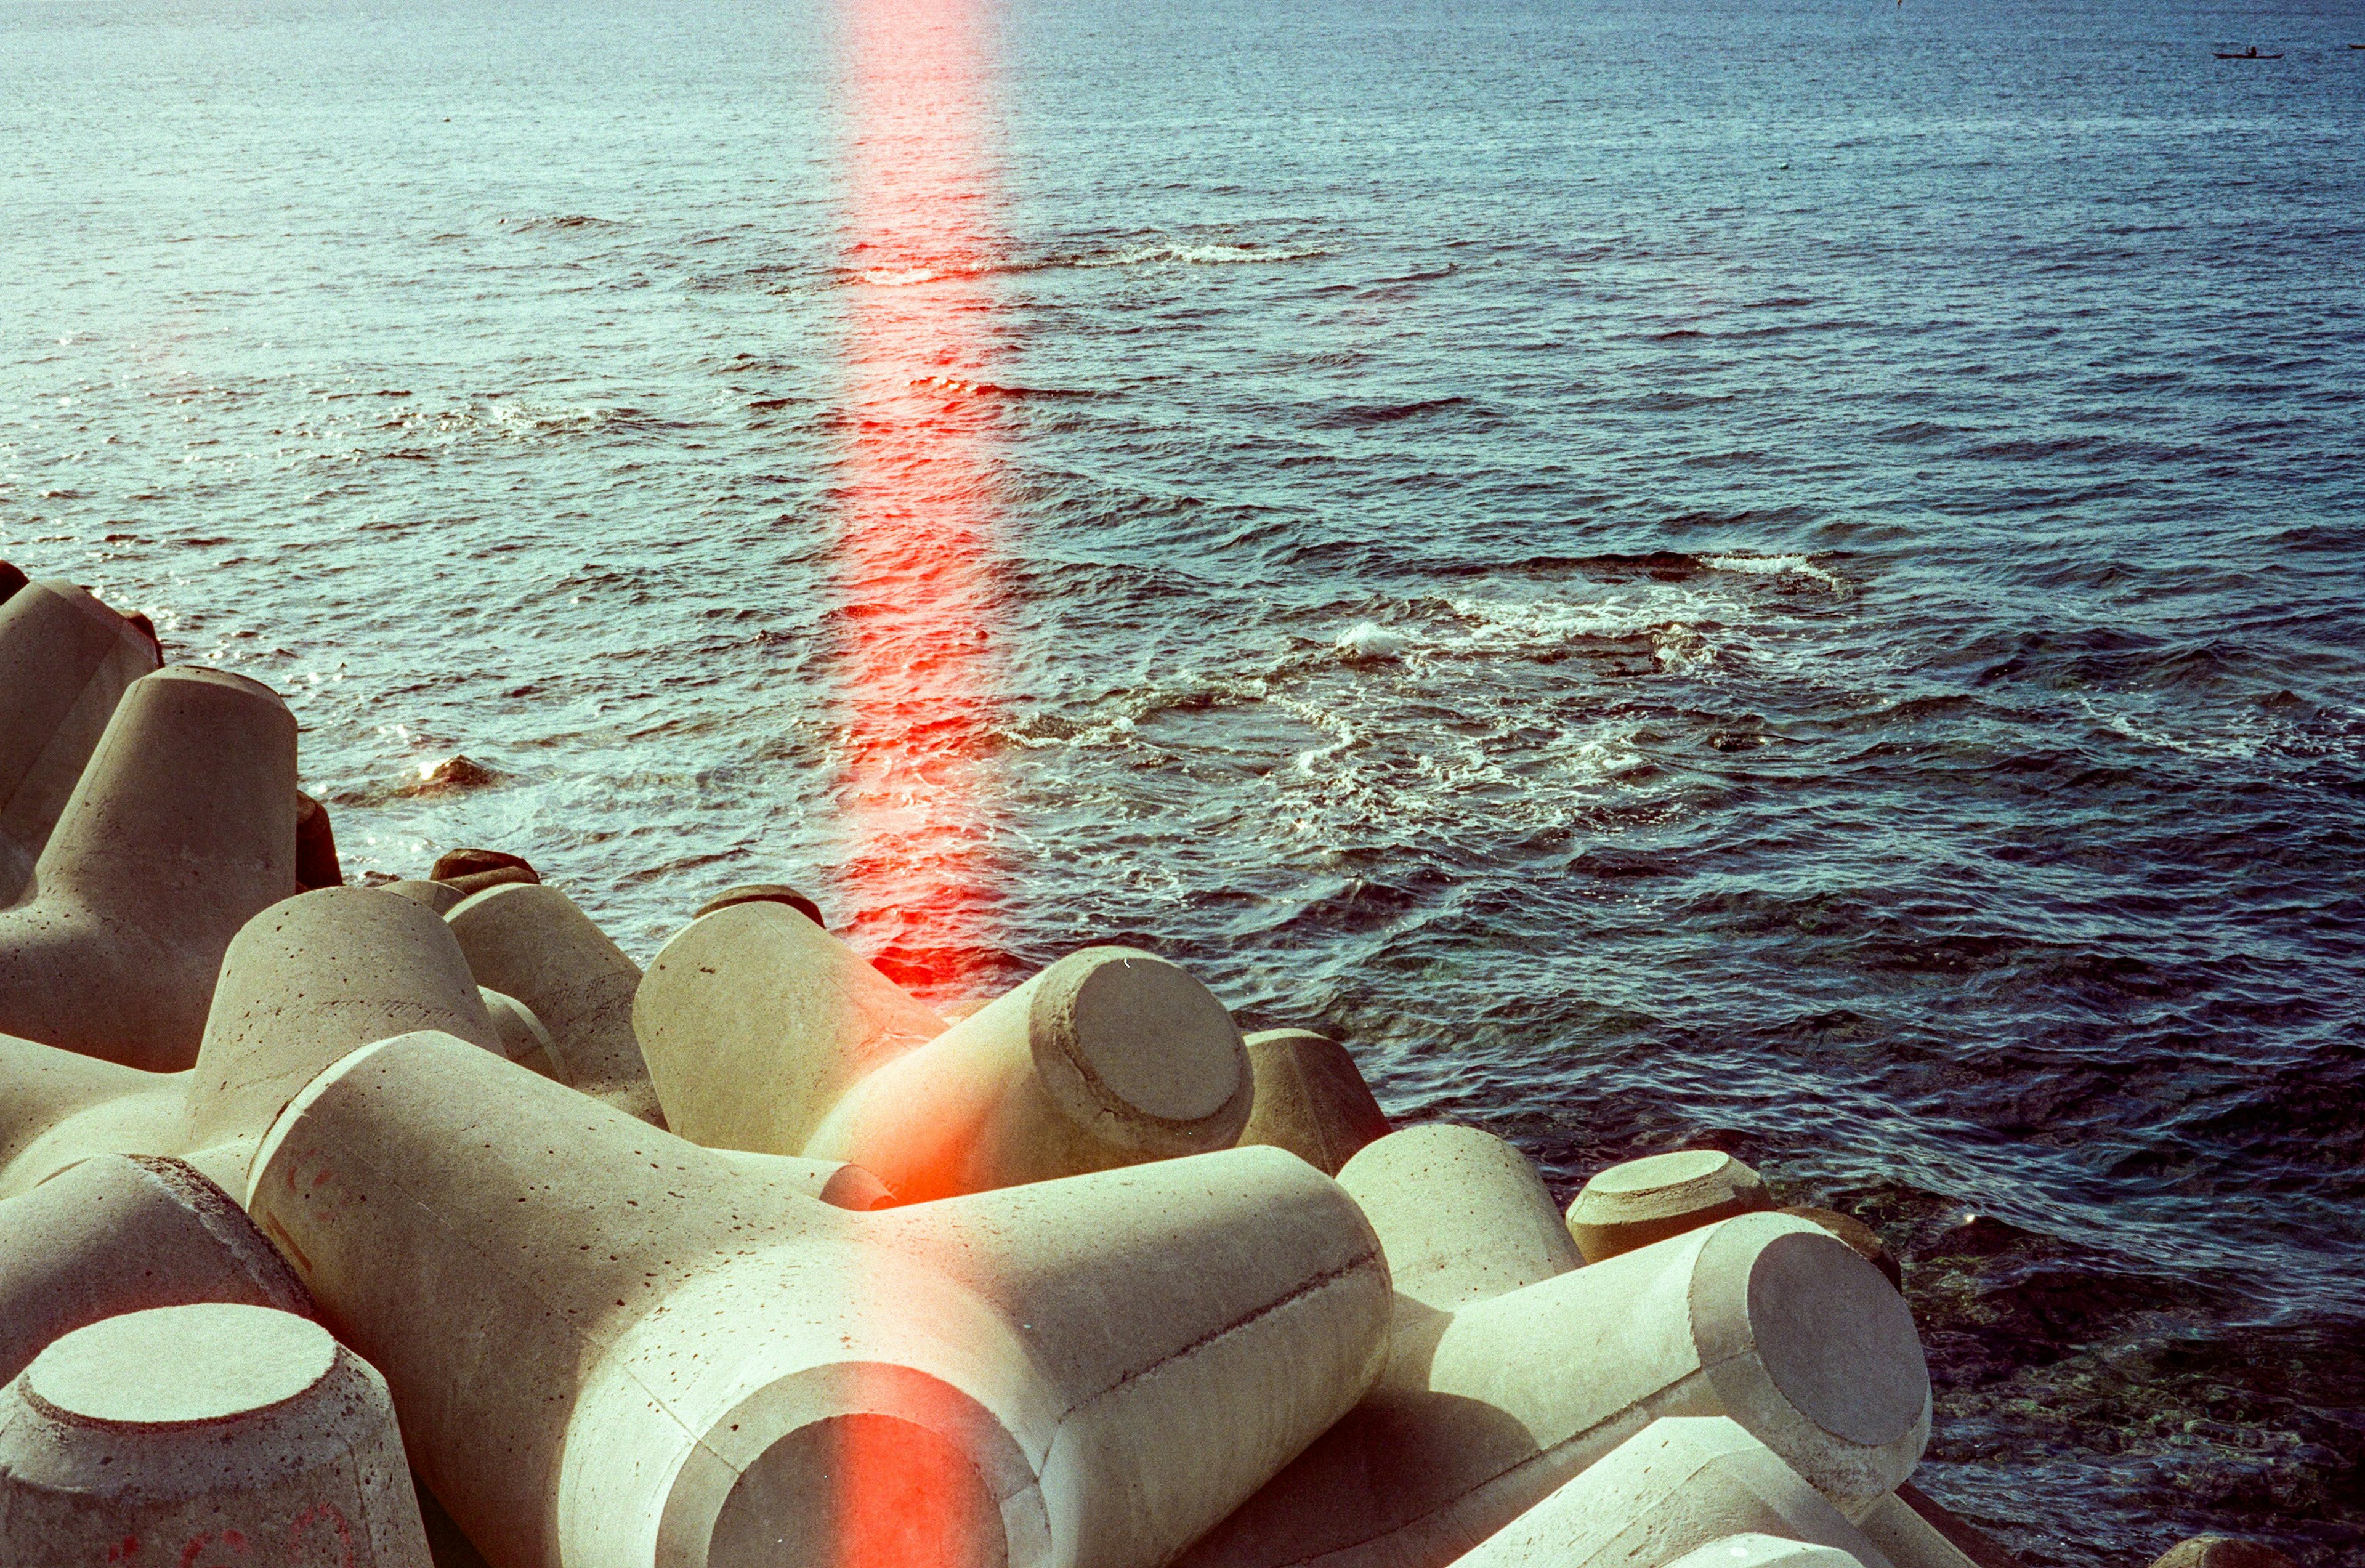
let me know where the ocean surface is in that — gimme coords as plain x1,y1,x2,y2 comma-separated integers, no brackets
4,0,2363,1558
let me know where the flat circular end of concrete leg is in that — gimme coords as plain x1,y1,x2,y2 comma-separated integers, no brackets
1568,1149,1771,1261
23,1304,336,1426
1744,1229,1927,1449
707,1414,1008,1568
1032,948,1249,1150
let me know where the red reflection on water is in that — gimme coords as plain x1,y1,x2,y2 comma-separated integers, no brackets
835,0,1005,1001
833,0,1009,1557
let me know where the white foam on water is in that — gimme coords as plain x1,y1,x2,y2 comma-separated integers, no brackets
1335,620,1407,661
1700,552,1850,594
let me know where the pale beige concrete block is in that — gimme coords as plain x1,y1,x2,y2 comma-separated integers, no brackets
447,881,666,1125
2149,1537,2298,1568
1338,1124,1579,1309
480,988,563,1080
1668,1538,1872,1568
1567,1149,1774,1263
1450,1417,1893,1568
637,902,1253,1202
0,1303,431,1567
1,888,500,1195
1238,1028,1391,1176
0,1154,312,1387
1174,1163,1929,1568
693,881,823,927
385,878,468,915
1855,1487,2017,1568
245,1030,1393,1568
0,666,297,1070
0,579,159,906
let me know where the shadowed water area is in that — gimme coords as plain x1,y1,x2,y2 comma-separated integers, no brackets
4,0,2363,1559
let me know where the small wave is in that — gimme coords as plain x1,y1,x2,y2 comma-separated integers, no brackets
843,241,1326,289
1314,396,1470,428
503,214,617,232
1335,621,1409,661
1073,242,1328,269
908,374,1099,400
1699,553,1851,594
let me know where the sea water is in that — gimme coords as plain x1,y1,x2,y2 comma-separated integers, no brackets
4,0,2361,1559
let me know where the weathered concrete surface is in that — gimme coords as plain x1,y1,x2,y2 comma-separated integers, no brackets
1237,1029,1391,1176
385,878,468,914
481,987,563,1079
447,881,666,1125
0,578,160,907
634,899,952,1155
1,889,499,1195
0,1154,313,1387
1340,1125,1580,1309
694,881,825,926
1667,1538,1870,1568
432,847,538,883
0,666,297,1070
0,1303,431,1567
1782,1207,1904,1292
1856,1485,2022,1568
1566,1149,1774,1263
1452,1418,1893,1568
638,902,1253,1202
245,1030,1392,1568
1173,1136,1929,1568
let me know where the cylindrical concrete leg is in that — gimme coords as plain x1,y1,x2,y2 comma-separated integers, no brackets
0,1154,313,1386
1454,1417,1894,1568
1238,1028,1391,1176
1567,1149,1773,1263
1337,1124,1580,1309
0,1304,431,1567
447,881,666,1124
1672,1539,1872,1568
245,1030,1390,1568
0,666,297,1070
801,946,1255,1202
383,879,466,915
635,899,951,1153
1174,1212,1930,1568
479,988,562,1080
295,790,343,891
184,888,501,1157
0,580,160,906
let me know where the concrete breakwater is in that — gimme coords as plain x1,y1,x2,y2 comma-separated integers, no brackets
0,565,2289,1568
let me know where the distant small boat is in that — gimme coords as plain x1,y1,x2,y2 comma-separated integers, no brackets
2214,46,2282,57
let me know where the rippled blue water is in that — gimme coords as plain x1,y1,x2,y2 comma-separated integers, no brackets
5,0,2363,1559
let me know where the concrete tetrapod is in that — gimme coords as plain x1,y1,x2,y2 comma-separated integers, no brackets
447,881,666,1125
245,1030,1393,1568
1173,1137,1929,1568
1237,1029,1392,1176
0,1303,432,1568
1566,1149,1774,1264
636,901,1253,1202
1340,1124,1580,1307
0,578,160,905
0,887,501,1195
1448,1417,1894,1568
0,665,297,1070
0,1153,313,1386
